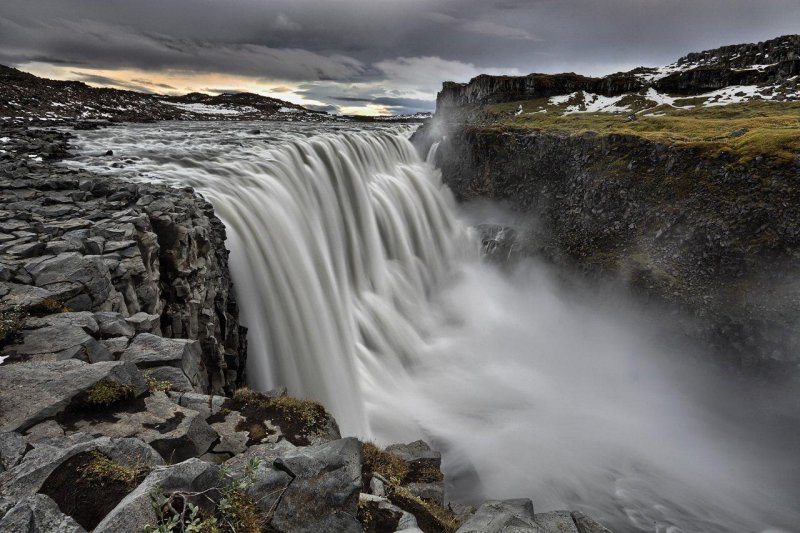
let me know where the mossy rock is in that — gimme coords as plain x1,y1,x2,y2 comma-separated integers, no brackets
227,387,339,446
39,451,150,530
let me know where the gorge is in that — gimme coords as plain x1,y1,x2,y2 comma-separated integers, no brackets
1,33,799,533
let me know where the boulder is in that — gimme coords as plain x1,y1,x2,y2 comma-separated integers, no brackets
25,252,116,310
0,434,163,499
0,494,86,533
270,437,363,533
93,459,221,533
456,499,540,533
121,333,206,392
4,321,111,363
220,442,294,513
0,360,146,432
146,366,195,392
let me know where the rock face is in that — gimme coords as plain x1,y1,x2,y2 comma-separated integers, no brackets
0,127,246,393
419,124,800,371
436,34,800,112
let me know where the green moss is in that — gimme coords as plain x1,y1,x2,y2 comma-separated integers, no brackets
0,306,26,348
81,451,148,489
485,99,800,163
144,371,173,393
361,441,409,486
231,387,331,446
86,379,136,407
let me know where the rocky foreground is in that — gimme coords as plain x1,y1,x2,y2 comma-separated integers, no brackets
0,127,613,532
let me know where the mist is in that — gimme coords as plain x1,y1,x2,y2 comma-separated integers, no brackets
365,204,800,532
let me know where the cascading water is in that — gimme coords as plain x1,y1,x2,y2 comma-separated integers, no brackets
68,122,800,532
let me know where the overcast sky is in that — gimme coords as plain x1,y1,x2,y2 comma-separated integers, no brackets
1,0,799,115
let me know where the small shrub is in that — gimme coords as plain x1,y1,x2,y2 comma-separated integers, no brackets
361,442,409,486
86,379,136,407
81,451,148,490
231,387,330,446
0,306,26,348
145,371,173,393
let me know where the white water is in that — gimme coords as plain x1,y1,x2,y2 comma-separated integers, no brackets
67,122,800,532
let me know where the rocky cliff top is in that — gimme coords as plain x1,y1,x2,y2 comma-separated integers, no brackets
436,34,800,110
0,64,328,126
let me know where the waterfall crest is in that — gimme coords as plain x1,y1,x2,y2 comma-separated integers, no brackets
197,130,474,434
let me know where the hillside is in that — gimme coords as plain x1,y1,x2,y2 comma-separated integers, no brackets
0,64,328,125
414,35,800,372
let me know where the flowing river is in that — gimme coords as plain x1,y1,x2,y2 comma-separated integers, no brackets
65,121,800,532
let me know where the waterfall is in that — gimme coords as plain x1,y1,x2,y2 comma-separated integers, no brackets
205,131,474,434
67,122,800,533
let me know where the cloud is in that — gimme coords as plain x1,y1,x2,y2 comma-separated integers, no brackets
1,0,799,114
429,12,537,40
375,56,521,97
273,13,301,32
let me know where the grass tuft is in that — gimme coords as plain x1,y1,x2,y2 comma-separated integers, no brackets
86,379,136,407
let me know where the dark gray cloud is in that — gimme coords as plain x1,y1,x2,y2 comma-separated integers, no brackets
0,0,798,113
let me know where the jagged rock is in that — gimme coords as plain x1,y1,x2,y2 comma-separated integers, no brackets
65,392,217,463
270,437,363,533
0,282,55,310
0,494,86,533
456,499,540,533
3,318,111,363
535,511,579,533
0,434,163,499
120,333,206,392
0,360,146,432
24,252,119,311
93,459,221,533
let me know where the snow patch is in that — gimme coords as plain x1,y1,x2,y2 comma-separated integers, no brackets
564,92,631,114
161,101,258,115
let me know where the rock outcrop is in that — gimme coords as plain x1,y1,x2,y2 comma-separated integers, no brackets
0,127,246,393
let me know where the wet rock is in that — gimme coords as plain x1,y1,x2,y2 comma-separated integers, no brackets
359,493,420,533
456,499,539,532
535,511,579,532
